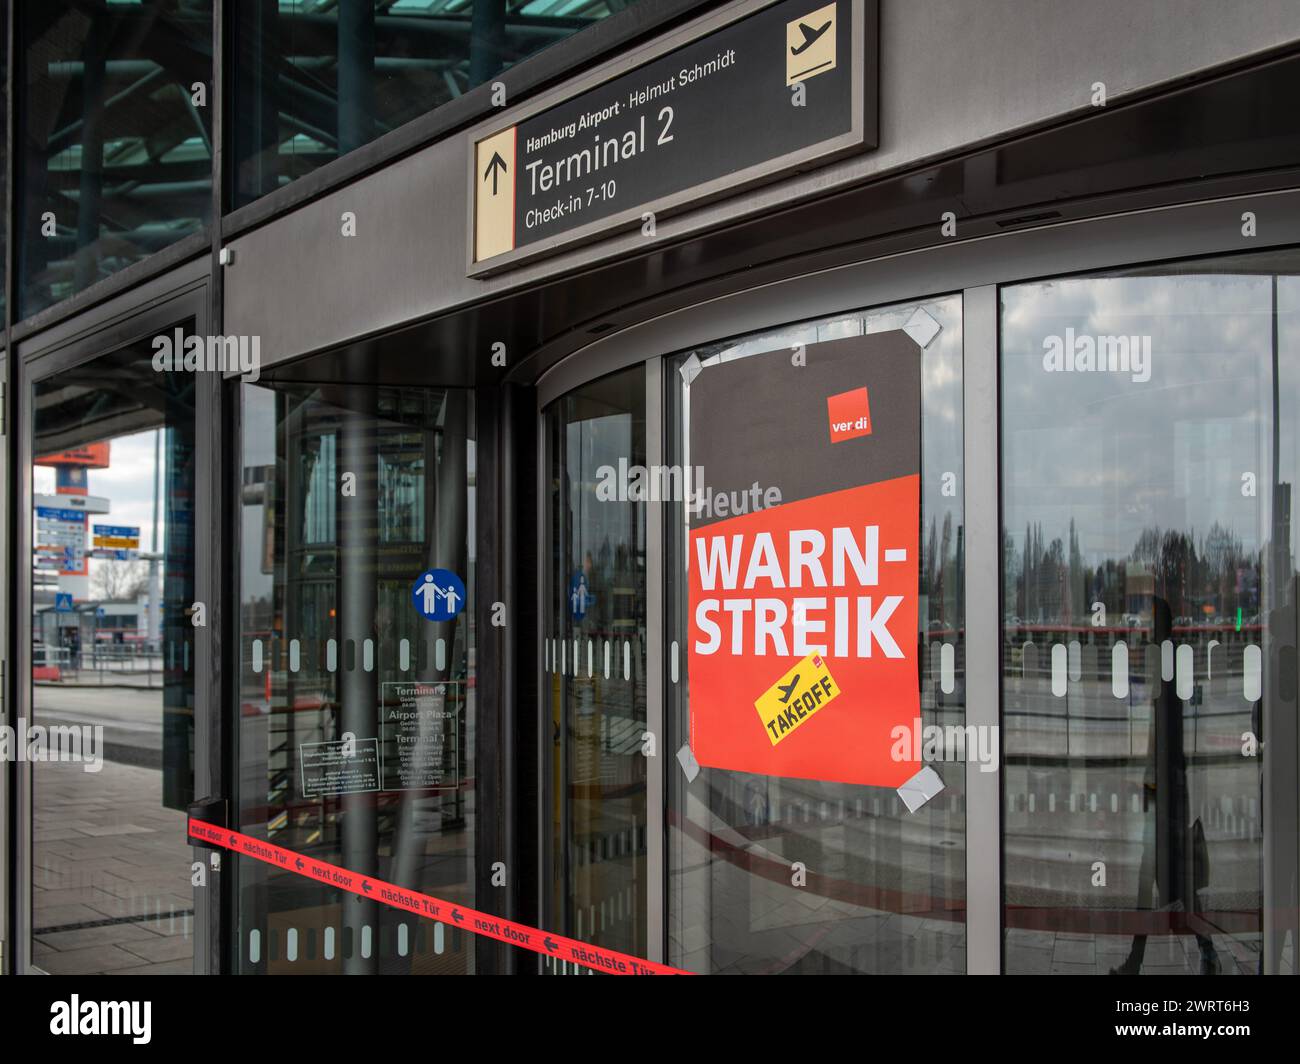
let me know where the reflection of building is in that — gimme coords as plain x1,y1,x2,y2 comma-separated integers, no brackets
33,596,150,669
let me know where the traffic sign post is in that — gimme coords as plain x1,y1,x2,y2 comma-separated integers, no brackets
93,524,141,550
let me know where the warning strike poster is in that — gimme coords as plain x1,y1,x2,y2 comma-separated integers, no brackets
687,331,922,788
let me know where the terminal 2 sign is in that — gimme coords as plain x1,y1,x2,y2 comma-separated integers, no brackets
468,0,877,275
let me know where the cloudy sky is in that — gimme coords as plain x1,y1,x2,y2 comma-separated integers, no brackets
1001,272,1295,567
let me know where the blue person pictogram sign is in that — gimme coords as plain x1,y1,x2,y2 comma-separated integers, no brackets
412,569,466,622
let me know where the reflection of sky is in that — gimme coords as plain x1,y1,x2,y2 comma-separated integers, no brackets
1001,274,1281,568
568,414,634,568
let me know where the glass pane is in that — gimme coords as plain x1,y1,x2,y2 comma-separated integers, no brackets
1001,253,1300,974
0,0,8,323
30,339,197,974
236,380,476,973
18,1,214,318
543,365,648,966
232,0,640,208
666,296,966,974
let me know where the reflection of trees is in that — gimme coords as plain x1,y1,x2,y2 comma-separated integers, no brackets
1007,521,1260,624
90,558,149,601
921,511,960,625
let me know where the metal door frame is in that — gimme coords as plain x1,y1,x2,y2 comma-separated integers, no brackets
1,349,8,974
537,362,664,967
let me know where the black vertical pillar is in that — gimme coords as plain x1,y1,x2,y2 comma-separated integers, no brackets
469,0,507,89
73,8,105,293
505,382,540,965
337,0,374,156
433,391,470,959
473,384,505,974
162,373,197,812
232,0,279,205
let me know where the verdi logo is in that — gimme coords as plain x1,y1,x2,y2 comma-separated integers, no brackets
826,386,872,443
1042,328,1152,383
151,328,261,382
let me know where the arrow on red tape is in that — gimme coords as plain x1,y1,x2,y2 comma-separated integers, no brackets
189,819,687,976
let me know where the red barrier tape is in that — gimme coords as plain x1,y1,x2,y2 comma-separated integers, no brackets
188,819,688,975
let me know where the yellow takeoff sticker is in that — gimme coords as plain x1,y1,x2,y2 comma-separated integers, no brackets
754,652,841,746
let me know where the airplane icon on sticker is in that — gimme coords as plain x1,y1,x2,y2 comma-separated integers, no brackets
754,652,842,747
787,3,837,85
791,19,831,55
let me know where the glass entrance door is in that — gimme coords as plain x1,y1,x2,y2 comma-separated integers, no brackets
235,379,477,973
27,336,199,974
1000,251,1300,975
664,296,967,974
542,366,649,967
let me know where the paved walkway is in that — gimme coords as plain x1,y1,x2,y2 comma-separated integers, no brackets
33,757,194,974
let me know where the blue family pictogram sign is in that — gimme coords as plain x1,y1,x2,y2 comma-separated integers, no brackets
412,569,466,622
569,571,592,621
